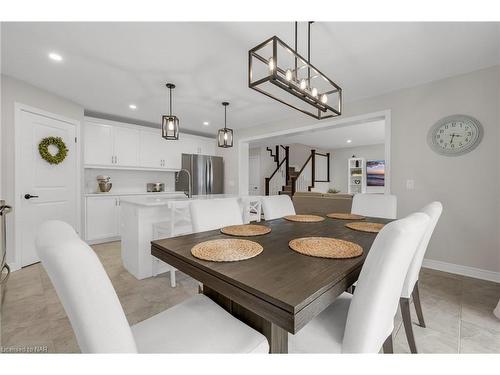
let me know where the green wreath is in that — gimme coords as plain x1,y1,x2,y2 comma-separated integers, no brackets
38,136,68,165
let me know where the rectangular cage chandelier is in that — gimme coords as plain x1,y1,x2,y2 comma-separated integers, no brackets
248,22,342,120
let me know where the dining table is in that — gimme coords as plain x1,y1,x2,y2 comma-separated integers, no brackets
151,215,391,353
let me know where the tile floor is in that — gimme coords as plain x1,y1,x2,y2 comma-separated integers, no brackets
1,241,499,353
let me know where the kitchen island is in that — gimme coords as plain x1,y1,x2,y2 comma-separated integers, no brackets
120,194,242,280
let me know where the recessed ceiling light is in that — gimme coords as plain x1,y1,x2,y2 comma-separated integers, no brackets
48,52,63,62
203,121,210,126
129,104,137,110
346,139,352,143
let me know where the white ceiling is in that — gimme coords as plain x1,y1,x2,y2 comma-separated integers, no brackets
2,22,499,136
249,119,385,150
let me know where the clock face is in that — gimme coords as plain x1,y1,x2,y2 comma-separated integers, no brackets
427,115,483,156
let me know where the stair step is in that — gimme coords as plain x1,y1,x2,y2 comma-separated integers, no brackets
278,191,292,196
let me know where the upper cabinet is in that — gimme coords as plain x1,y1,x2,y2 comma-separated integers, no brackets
84,122,114,166
113,126,140,167
84,118,216,170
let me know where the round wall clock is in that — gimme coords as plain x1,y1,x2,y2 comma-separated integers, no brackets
427,115,483,156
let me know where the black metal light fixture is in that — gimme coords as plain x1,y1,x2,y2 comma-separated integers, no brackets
217,102,233,148
248,22,342,120
161,83,180,140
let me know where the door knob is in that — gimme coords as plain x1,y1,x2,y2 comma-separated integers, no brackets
24,194,39,200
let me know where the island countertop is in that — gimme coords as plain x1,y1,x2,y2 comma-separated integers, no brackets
119,193,239,207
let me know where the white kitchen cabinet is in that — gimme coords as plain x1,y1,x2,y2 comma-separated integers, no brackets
85,196,120,241
84,117,216,170
114,126,140,166
180,135,216,156
162,138,182,169
139,130,164,168
84,122,114,166
198,138,216,156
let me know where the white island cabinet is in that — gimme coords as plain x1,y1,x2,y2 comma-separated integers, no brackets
120,195,238,280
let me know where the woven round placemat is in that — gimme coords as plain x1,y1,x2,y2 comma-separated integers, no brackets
221,224,272,237
289,237,363,259
345,222,385,233
284,214,325,223
327,213,366,220
191,239,263,262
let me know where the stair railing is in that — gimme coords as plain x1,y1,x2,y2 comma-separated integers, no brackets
291,149,315,195
265,146,289,195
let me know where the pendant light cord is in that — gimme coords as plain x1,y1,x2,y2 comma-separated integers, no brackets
169,86,173,116
307,21,312,86
294,22,298,77
224,104,227,130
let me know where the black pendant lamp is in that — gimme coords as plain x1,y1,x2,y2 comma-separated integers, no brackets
161,83,180,140
217,102,233,148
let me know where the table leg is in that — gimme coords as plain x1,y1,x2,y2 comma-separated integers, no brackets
203,286,288,353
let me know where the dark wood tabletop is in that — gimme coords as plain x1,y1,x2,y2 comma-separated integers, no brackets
151,216,390,353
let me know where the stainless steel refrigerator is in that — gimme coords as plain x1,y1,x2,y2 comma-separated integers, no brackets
175,154,224,195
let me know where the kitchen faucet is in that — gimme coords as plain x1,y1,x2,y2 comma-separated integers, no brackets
176,168,192,198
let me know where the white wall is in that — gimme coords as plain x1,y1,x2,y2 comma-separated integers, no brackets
227,65,500,276
330,144,385,193
1,75,85,266
84,169,176,194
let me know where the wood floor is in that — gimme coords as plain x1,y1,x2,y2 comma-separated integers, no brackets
1,241,499,353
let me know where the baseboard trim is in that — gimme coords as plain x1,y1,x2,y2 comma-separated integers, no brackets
422,258,500,283
85,236,120,246
6,262,21,273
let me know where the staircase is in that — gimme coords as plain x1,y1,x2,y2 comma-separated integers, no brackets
265,146,330,196
278,167,299,197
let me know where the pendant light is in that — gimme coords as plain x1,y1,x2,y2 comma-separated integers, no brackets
248,21,342,119
217,102,233,148
161,83,180,140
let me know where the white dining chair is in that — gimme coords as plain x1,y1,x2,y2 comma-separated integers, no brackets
288,212,430,353
261,195,296,220
36,220,269,353
190,198,244,232
400,201,443,353
351,193,397,219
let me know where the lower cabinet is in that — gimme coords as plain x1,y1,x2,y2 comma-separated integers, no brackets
85,196,120,241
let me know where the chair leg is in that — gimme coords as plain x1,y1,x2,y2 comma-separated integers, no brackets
169,267,176,288
382,334,393,354
400,297,418,353
412,281,426,328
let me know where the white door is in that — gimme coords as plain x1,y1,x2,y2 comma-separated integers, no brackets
84,122,114,166
114,126,140,167
17,108,79,266
85,197,119,241
249,155,261,195
162,138,182,169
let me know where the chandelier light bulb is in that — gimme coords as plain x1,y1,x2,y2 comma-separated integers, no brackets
285,69,293,81
320,94,328,104
268,58,275,72
224,132,228,140
311,87,318,98
168,120,174,131
300,79,307,90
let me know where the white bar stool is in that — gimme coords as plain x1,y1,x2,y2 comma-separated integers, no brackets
152,221,178,287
